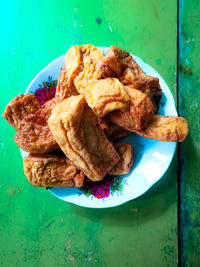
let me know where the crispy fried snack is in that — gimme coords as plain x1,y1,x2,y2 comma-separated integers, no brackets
48,95,120,181
108,143,133,175
107,86,155,130
23,154,85,187
99,120,130,141
98,45,162,99
134,115,189,142
2,94,58,153
65,44,104,84
55,67,79,102
82,78,131,117
65,45,131,117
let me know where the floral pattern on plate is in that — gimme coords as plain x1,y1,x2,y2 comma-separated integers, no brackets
34,76,57,104
22,49,177,208
79,177,125,199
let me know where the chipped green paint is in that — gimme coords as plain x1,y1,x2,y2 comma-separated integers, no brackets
179,65,193,76
178,0,200,266
6,187,21,197
0,0,179,266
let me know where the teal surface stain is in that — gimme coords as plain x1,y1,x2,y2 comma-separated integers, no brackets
109,235,117,242
156,58,162,65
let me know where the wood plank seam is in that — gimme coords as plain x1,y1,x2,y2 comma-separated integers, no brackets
177,0,182,266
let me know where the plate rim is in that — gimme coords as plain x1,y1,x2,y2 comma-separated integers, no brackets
23,46,177,208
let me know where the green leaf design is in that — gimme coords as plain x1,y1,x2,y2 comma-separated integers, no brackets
79,187,87,193
111,178,124,193
116,184,123,192
50,80,57,87
115,178,123,185
111,184,118,193
84,189,92,198
79,187,92,197
43,81,51,90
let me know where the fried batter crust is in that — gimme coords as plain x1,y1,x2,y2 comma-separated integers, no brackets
107,86,155,130
108,143,133,175
48,95,120,181
55,67,79,102
65,44,104,83
134,115,189,142
82,78,131,117
99,120,130,141
23,154,84,187
98,45,162,99
2,94,58,153
65,45,131,117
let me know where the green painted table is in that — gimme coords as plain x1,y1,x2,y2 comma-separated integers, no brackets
0,0,199,266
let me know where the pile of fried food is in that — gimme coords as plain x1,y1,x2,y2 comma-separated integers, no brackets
2,45,189,188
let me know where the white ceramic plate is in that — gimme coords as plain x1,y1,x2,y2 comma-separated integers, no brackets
21,47,177,208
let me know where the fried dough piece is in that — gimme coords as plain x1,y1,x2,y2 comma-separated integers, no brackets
98,45,162,99
82,78,131,117
23,154,84,187
108,127,130,141
65,45,130,117
108,143,133,175
2,94,58,153
65,44,104,84
48,95,120,181
107,86,155,130
39,98,57,119
55,67,79,102
134,115,189,142
99,121,130,141
59,45,103,106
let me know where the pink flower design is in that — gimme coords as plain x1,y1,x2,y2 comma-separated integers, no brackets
46,87,56,101
48,87,56,98
35,88,47,101
101,185,110,197
91,185,110,199
80,176,124,199
40,100,46,105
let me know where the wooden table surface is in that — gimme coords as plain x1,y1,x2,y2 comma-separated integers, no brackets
0,0,199,266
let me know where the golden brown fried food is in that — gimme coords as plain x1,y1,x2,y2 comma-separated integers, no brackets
108,143,133,175
81,78,131,117
107,86,155,130
99,120,130,141
38,98,57,120
108,127,130,141
98,45,162,99
134,115,189,142
2,94,58,153
65,45,130,117
73,171,85,188
48,95,120,181
65,44,104,84
23,154,85,187
55,67,79,102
